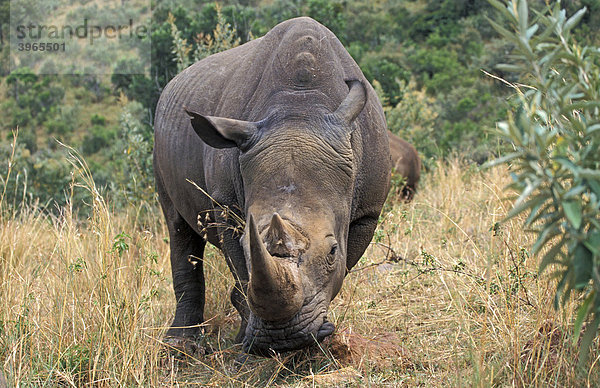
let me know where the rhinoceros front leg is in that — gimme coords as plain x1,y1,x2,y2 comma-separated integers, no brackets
345,215,379,272
219,226,250,344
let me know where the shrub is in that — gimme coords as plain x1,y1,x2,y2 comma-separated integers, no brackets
82,125,116,155
360,52,410,105
167,4,240,70
112,102,154,206
386,79,440,162
90,114,106,126
487,0,600,366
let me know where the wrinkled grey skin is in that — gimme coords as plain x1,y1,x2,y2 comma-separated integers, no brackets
388,132,421,201
153,17,390,355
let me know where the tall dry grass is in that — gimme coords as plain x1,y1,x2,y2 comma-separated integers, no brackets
0,153,598,386
0,149,170,385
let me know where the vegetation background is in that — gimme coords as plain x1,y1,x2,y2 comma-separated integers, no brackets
1,0,599,386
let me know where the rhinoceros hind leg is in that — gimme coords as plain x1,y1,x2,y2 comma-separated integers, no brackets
164,213,207,340
345,215,379,272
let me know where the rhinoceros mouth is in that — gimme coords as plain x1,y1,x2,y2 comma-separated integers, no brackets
242,296,334,355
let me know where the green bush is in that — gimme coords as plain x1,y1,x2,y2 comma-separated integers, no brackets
360,52,410,105
82,125,116,156
112,101,154,206
90,114,106,126
386,79,440,163
407,46,467,96
44,106,80,137
487,0,600,366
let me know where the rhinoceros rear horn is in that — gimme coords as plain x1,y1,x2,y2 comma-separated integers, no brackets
184,107,257,149
333,79,367,126
264,213,307,257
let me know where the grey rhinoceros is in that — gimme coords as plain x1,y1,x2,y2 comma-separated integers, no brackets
153,17,391,355
388,132,421,201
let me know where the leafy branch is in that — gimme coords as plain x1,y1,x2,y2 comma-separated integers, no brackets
486,0,600,367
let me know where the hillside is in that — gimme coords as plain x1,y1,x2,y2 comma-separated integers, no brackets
2,0,598,208
0,0,518,207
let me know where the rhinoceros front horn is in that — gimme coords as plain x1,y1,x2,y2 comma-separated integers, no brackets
247,214,304,322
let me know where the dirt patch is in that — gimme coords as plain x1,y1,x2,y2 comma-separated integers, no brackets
326,328,413,371
0,370,7,388
520,320,569,375
302,366,362,386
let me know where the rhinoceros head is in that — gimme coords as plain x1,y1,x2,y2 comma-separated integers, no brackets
185,80,366,354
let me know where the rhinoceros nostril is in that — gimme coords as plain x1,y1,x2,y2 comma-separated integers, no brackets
316,320,335,341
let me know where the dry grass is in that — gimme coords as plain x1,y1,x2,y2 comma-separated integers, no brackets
1,158,599,387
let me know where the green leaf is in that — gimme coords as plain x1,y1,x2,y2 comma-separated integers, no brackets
525,198,545,226
578,313,600,370
527,160,544,176
525,24,539,40
573,291,595,345
532,224,562,256
573,243,593,289
525,201,556,227
553,157,579,175
532,15,560,44
554,266,574,308
589,180,600,198
564,101,600,111
517,35,534,59
538,235,566,274
585,124,600,134
533,125,550,151
495,63,524,73
580,169,600,180
563,7,587,35
487,0,515,22
482,152,521,169
517,0,528,36
538,45,559,64
507,179,542,218
555,9,567,35
563,185,587,200
562,200,583,230
505,192,547,222
488,17,520,44
583,230,600,256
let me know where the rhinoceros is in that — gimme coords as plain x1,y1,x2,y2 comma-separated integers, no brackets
388,131,421,201
153,17,391,355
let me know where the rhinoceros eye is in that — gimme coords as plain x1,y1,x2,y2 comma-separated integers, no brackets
325,243,338,268
329,243,338,257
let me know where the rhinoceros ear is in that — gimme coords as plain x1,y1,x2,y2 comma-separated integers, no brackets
184,107,257,149
332,79,367,126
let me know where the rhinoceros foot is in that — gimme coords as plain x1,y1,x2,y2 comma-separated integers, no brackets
163,336,212,359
